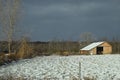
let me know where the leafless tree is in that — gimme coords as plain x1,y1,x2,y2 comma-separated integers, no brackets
112,36,120,53
0,0,21,54
80,32,96,44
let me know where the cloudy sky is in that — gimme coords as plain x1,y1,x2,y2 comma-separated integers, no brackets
22,0,120,41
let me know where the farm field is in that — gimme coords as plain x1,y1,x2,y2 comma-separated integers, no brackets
0,54,120,80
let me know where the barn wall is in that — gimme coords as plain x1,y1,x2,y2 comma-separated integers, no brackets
100,42,112,54
103,46,112,54
80,48,96,55
90,48,96,55
80,50,89,54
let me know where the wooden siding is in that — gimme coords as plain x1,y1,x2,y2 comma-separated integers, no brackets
90,48,96,55
80,50,89,54
101,42,112,54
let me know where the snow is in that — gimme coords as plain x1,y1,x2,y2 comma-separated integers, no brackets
0,54,120,80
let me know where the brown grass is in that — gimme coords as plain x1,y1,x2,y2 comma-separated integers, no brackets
0,75,97,80
0,38,33,65
16,38,33,59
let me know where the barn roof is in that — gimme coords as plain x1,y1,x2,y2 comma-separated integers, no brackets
80,41,104,51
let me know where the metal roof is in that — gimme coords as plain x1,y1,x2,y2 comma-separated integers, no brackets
80,41,104,50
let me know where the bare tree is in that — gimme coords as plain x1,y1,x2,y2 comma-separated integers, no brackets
0,0,21,54
80,32,96,44
112,36,120,53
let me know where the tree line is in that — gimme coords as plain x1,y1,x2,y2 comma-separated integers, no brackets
0,0,120,65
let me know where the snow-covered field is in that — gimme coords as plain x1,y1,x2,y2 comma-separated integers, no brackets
0,54,120,80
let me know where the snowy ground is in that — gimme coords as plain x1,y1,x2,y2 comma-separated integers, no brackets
0,54,120,80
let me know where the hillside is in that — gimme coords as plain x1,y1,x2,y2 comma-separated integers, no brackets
0,54,120,80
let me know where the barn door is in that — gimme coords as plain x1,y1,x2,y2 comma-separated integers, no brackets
97,46,103,54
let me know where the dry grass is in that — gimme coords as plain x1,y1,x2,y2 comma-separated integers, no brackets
0,75,26,80
16,38,33,59
0,75,97,80
0,38,33,65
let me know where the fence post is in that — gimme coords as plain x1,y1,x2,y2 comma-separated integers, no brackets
79,62,81,80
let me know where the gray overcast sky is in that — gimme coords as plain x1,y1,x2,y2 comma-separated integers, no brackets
22,0,120,41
